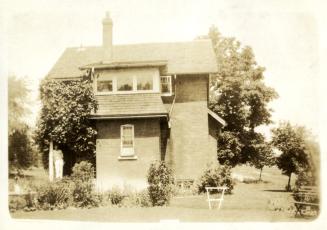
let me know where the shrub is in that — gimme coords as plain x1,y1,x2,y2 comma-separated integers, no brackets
71,161,99,208
147,161,174,206
36,178,74,210
197,163,234,194
71,161,95,182
136,190,152,207
9,196,27,212
107,187,125,205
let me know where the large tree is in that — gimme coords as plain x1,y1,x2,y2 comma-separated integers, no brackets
271,122,310,191
35,79,97,173
208,26,278,167
8,75,31,134
8,75,35,171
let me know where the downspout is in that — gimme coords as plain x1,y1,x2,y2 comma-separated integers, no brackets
168,74,177,128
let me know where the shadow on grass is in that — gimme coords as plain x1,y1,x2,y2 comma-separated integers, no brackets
263,189,291,193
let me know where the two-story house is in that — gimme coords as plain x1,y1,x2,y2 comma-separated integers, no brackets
46,13,226,190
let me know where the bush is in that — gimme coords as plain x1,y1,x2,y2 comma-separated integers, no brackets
136,190,152,207
9,196,27,212
71,161,99,208
147,161,174,206
107,187,125,205
36,178,74,210
197,163,234,194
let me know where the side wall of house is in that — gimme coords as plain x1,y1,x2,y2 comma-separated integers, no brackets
165,74,220,181
96,118,161,190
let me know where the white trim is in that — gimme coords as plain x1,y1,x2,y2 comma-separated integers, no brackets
120,124,135,157
90,114,168,119
160,75,172,96
207,109,227,127
95,74,157,95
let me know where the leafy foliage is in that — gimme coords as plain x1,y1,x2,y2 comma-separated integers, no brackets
35,79,98,168
71,161,99,208
216,131,243,166
147,161,174,206
246,133,275,180
9,126,35,170
271,122,311,190
208,26,278,167
197,163,234,194
36,179,74,209
71,161,95,182
8,75,31,134
8,75,36,171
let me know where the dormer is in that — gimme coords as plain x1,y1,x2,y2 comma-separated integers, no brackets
80,60,173,96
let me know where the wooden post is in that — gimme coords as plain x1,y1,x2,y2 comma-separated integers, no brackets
49,140,54,182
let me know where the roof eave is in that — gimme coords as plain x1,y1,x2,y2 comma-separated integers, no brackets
207,109,227,127
90,113,168,120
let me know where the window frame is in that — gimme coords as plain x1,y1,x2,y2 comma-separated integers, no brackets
119,124,136,159
95,74,157,95
160,75,173,96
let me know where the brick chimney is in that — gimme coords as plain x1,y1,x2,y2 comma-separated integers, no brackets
102,12,113,62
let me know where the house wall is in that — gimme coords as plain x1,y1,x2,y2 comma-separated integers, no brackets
165,74,221,181
96,118,161,190
166,101,219,180
175,75,208,102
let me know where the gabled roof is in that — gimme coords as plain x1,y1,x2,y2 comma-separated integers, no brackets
91,93,168,119
47,40,217,79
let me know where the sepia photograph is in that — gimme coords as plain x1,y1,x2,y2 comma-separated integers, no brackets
0,0,326,228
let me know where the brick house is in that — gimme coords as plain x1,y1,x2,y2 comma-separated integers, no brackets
46,13,225,190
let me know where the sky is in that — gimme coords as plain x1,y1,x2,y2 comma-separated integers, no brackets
0,0,324,137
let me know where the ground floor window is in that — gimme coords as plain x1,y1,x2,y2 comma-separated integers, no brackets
120,124,135,157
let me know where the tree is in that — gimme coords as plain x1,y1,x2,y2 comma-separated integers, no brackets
271,122,310,191
35,79,97,172
9,125,34,171
8,75,31,134
247,136,275,181
208,25,278,167
8,75,35,171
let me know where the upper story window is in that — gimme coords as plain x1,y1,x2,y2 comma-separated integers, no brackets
120,124,135,157
95,70,159,95
160,76,172,95
137,75,153,90
97,79,113,92
117,75,133,91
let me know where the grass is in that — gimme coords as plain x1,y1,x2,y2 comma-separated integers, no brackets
10,165,313,222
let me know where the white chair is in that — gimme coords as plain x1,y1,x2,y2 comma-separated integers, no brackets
205,186,227,210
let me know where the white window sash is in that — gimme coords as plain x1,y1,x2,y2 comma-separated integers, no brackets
160,75,172,95
120,125,135,157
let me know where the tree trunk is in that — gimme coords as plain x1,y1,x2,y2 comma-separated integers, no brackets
287,173,292,191
259,167,263,181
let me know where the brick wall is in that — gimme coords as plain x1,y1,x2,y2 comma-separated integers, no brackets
96,118,161,190
166,101,218,180
175,75,208,102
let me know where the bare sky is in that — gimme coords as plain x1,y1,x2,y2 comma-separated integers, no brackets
1,0,323,136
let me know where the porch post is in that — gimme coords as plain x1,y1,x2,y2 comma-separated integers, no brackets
49,140,54,182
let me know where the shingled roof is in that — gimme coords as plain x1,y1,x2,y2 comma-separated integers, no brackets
92,93,168,118
47,39,217,79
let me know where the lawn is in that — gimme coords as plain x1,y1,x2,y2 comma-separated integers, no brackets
10,165,313,222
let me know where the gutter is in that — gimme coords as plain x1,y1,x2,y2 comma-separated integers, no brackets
89,114,168,120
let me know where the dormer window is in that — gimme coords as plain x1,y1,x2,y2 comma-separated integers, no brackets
95,68,159,94
97,80,113,92
117,75,133,91
161,76,172,95
137,75,153,91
